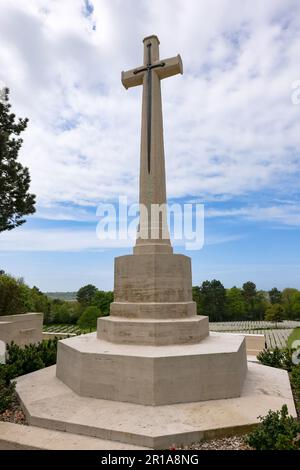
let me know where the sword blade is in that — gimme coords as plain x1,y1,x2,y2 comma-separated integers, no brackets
147,44,152,174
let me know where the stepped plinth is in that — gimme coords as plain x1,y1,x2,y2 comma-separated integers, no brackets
56,245,247,405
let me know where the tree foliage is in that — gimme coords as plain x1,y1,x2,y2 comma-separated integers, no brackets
225,287,246,320
0,88,35,232
192,281,300,322
0,272,51,317
76,284,98,306
91,290,113,316
196,280,226,322
269,287,282,305
265,303,285,324
77,306,101,330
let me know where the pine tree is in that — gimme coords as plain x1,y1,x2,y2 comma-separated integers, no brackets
0,87,35,232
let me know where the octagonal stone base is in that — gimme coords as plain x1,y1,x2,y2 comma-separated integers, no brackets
16,361,296,449
56,332,247,405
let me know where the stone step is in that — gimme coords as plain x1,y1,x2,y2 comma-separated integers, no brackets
97,315,209,345
15,361,296,449
0,422,148,450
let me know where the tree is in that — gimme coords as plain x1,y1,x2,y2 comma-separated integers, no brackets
76,284,98,306
242,281,257,319
282,288,299,319
50,300,82,325
0,273,52,319
0,88,35,232
92,290,113,316
199,279,226,322
265,303,285,326
77,306,101,330
254,290,269,321
52,303,73,324
0,274,25,315
269,287,282,305
225,287,246,320
291,292,300,320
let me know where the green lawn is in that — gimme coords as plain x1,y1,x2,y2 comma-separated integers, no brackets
287,327,300,348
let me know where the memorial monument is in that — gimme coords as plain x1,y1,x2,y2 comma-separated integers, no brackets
16,36,296,449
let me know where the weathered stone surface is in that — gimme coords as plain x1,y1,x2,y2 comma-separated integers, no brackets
97,315,209,345
110,301,196,319
0,313,43,347
0,422,147,450
56,332,247,405
113,253,194,303
16,361,296,449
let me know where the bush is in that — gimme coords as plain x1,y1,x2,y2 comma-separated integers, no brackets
0,339,58,384
0,379,16,413
77,306,101,330
291,365,300,403
246,405,300,450
257,347,294,371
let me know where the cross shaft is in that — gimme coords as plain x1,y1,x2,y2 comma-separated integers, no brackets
121,35,183,254
133,43,165,173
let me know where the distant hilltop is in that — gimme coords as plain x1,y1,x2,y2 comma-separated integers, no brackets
45,292,77,301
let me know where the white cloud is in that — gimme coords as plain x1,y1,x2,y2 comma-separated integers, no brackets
207,204,300,226
0,227,130,251
0,225,242,252
0,0,299,213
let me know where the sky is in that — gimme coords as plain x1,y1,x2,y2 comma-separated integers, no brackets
0,0,300,292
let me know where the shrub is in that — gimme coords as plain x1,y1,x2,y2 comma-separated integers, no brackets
0,379,16,413
0,338,58,384
246,405,300,450
77,306,101,330
291,365,300,403
257,347,293,371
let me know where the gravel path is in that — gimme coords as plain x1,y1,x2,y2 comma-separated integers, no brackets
0,394,26,425
179,435,251,450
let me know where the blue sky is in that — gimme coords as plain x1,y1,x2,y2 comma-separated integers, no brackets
0,0,300,291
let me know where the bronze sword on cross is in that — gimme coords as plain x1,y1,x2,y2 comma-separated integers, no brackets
133,43,165,173
121,36,183,174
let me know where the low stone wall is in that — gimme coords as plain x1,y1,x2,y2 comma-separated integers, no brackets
224,332,265,357
0,313,43,348
244,333,266,356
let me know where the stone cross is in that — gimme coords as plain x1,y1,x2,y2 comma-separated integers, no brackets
122,35,183,254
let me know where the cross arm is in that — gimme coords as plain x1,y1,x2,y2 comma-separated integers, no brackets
121,67,145,89
155,54,183,80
